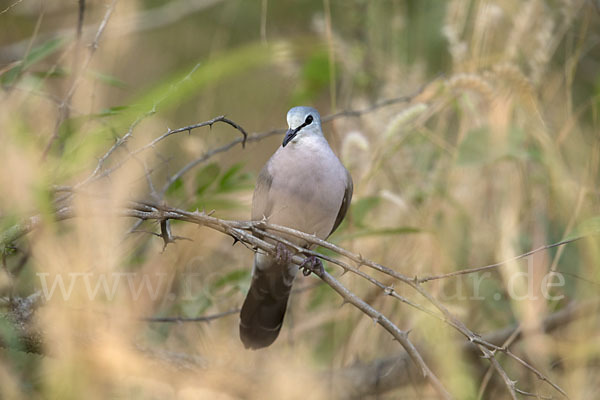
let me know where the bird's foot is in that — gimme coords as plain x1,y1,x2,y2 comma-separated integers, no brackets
299,256,324,277
274,242,292,266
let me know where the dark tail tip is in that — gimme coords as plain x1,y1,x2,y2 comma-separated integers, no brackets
239,283,290,350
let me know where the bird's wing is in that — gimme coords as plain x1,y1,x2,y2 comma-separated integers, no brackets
328,168,353,236
251,162,273,221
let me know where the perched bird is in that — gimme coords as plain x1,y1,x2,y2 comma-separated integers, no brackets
240,106,353,349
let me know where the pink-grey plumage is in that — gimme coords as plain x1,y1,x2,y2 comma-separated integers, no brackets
240,106,353,349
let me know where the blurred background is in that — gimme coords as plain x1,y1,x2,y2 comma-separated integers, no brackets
1,0,600,398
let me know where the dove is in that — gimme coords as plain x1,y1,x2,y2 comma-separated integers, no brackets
240,106,353,349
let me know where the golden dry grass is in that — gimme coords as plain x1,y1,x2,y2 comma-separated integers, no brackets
1,0,599,399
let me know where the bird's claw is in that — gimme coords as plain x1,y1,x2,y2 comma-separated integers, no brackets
300,256,324,277
275,242,292,266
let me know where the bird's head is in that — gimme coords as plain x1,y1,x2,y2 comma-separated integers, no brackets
283,106,322,147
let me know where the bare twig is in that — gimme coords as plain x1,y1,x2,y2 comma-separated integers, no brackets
417,236,584,283
144,308,240,323
116,204,453,398
59,87,430,241
159,128,282,196
158,86,431,195
135,344,208,370
332,299,598,397
0,0,23,15
54,83,431,206
157,219,192,251
0,200,589,397
478,328,521,399
322,82,430,122
42,0,118,159
319,269,453,399
160,206,573,397
77,0,86,39
150,116,248,149
81,115,248,190
120,203,571,398
0,207,73,251
0,78,581,397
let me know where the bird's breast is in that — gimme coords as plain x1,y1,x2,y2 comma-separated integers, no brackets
264,141,346,243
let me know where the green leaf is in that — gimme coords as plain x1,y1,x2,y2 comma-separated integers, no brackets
307,282,334,310
351,196,381,228
145,320,171,343
217,163,251,192
31,66,69,79
128,42,281,120
165,178,184,198
23,38,66,69
212,268,250,291
191,197,244,211
219,164,243,187
181,295,212,318
1,37,67,84
340,226,421,240
291,49,335,104
95,105,131,117
302,51,331,89
57,42,283,177
314,246,338,259
196,163,220,195
568,217,600,239
91,70,128,88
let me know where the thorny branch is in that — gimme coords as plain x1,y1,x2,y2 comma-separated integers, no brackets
331,299,599,397
144,308,240,323
131,204,571,399
8,200,577,398
2,202,452,399
0,83,587,398
5,86,430,247
42,0,118,159
3,288,596,397
55,83,430,232
0,209,584,397
416,236,584,283
64,78,430,200
123,203,454,399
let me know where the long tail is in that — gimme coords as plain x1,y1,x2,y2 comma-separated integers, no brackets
239,256,296,349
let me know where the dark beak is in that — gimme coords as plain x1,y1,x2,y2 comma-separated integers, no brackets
282,128,297,147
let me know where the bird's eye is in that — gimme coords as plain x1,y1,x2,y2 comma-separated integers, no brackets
305,115,313,124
